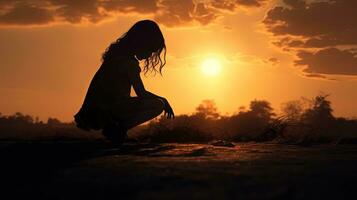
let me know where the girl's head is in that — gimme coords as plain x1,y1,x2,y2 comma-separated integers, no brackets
102,20,166,74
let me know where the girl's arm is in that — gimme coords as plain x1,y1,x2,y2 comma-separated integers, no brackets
129,69,174,119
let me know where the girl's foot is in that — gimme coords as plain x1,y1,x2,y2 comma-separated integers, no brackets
102,124,127,146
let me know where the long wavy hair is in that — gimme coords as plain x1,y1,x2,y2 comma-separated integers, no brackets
102,20,166,75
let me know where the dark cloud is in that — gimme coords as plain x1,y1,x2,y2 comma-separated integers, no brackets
194,3,218,25
50,0,105,23
264,0,357,48
264,0,357,77
211,0,267,11
236,0,266,7
304,73,327,79
154,0,196,27
303,72,337,81
0,2,54,25
154,0,266,27
0,0,15,6
211,0,237,11
154,0,221,27
102,0,158,14
0,0,266,27
296,48,357,76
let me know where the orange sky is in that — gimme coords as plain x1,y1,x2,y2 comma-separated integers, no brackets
1,0,357,121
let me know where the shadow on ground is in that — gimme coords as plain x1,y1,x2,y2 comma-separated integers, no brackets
1,141,357,199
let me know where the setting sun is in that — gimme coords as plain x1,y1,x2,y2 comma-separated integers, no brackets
201,57,221,76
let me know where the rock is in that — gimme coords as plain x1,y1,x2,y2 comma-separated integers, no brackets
210,140,235,147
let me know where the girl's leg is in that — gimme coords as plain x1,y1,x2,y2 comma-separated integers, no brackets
115,97,165,130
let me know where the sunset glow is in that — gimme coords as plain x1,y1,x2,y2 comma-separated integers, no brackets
1,0,357,121
201,57,221,76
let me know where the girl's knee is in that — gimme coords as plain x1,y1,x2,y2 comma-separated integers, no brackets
139,97,164,110
151,98,165,111
138,97,164,120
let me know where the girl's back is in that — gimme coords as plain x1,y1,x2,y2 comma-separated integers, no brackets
82,56,140,109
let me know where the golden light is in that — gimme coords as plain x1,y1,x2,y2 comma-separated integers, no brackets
201,57,221,76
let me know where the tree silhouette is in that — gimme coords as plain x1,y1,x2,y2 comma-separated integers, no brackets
47,118,62,126
301,95,334,125
194,99,220,119
249,99,275,120
281,100,303,122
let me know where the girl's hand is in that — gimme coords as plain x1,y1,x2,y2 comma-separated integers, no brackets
162,98,174,119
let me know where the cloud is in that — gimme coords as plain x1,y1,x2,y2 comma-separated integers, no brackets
211,0,267,10
296,48,357,76
267,57,279,65
154,0,196,27
304,73,327,79
0,2,54,25
102,0,159,14
0,0,267,27
264,0,357,48
50,0,106,23
263,0,357,77
302,73,337,81
154,0,267,27
154,0,221,27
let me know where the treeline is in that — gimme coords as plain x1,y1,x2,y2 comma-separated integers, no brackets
131,95,357,145
0,112,101,140
1,95,357,144
0,112,62,126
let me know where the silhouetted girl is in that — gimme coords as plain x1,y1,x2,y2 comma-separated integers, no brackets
74,20,174,145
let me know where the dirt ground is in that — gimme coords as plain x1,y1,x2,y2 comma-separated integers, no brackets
1,141,357,199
